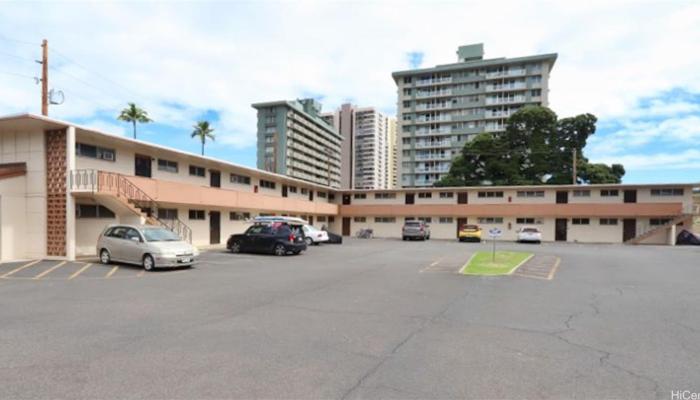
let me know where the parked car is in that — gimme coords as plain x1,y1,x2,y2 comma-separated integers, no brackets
458,224,482,242
97,224,199,271
402,220,431,241
302,225,329,245
227,222,307,256
517,226,542,243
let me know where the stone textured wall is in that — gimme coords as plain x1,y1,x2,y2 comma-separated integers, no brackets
45,129,67,256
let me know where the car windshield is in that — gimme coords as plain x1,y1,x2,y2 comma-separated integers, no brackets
405,221,420,226
142,228,181,242
463,225,479,230
522,228,540,233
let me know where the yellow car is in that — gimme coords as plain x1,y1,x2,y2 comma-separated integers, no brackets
458,224,482,242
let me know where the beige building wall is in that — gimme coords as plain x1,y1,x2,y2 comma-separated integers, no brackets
0,129,47,260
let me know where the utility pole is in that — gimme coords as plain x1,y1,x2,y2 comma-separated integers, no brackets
40,39,48,116
572,148,577,185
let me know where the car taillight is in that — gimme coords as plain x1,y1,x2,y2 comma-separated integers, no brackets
289,234,295,242
420,226,424,232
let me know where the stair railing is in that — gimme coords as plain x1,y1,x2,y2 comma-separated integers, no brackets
69,169,192,243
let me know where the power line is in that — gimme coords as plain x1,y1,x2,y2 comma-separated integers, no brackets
50,45,144,102
0,50,38,64
0,33,38,47
0,70,35,80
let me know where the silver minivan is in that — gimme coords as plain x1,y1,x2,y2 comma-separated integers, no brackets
96,225,199,271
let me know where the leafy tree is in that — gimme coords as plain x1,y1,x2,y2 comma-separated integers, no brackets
117,103,153,139
191,120,215,156
436,106,624,186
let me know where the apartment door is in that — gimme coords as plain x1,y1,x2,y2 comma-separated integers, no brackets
342,195,351,205
309,190,314,201
209,211,221,245
342,217,351,236
556,191,568,204
308,216,314,226
624,190,637,203
555,218,567,241
405,193,415,205
210,170,221,188
457,192,468,204
134,154,152,177
457,217,468,236
623,219,636,241
282,185,288,197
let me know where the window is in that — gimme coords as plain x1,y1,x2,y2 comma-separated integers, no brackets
403,77,412,84
288,186,298,193
531,89,541,97
516,190,545,198
329,194,335,201
353,217,366,223
439,192,454,198
301,188,308,195
76,204,115,219
516,217,543,224
403,101,411,108
650,218,672,226
417,217,432,223
230,173,251,185
600,218,618,225
374,193,396,199
375,217,396,223
439,217,453,224
187,165,204,177
317,191,327,198
76,143,115,161
188,210,205,220
317,216,327,222
229,212,251,221
477,191,504,198
418,192,432,199
572,218,590,225
478,217,504,224
353,193,367,199
600,189,619,197
651,188,684,196
260,179,276,189
573,190,591,197
157,208,178,220
157,159,178,173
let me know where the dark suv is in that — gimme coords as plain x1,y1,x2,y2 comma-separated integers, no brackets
227,223,307,256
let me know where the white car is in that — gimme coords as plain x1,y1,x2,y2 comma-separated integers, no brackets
302,225,329,245
517,227,542,243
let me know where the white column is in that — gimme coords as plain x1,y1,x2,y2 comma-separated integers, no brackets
669,224,677,246
65,126,76,261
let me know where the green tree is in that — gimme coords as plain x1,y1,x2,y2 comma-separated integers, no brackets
191,120,215,156
436,106,624,186
117,103,153,139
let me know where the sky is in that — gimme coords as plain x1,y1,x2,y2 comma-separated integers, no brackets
0,0,699,183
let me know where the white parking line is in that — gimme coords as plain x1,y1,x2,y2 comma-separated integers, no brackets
1,260,41,278
33,261,67,279
69,263,93,280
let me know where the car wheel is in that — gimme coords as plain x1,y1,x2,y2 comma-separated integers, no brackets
143,254,155,271
230,241,241,253
427,235,430,240
273,243,287,256
402,236,407,241
99,249,111,264
305,237,313,246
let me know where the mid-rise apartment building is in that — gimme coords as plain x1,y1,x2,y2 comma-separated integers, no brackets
321,104,396,190
387,117,398,188
392,43,557,187
253,99,342,188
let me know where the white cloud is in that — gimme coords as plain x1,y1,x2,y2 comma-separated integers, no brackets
0,0,699,164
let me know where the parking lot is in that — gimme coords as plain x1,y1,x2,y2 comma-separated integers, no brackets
1,239,699,399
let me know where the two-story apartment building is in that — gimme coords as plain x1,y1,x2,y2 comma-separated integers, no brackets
0,113,696,262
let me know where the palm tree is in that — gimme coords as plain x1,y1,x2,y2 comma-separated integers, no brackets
191,120,215,156
117,103,153,139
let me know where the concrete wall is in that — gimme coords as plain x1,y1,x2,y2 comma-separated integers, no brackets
0,177,27,261
0,129,46,260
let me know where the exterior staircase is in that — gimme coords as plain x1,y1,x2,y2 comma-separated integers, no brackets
625,206,697,245
70,169,193,243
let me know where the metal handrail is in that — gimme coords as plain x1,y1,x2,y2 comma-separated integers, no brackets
69,169,192,243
